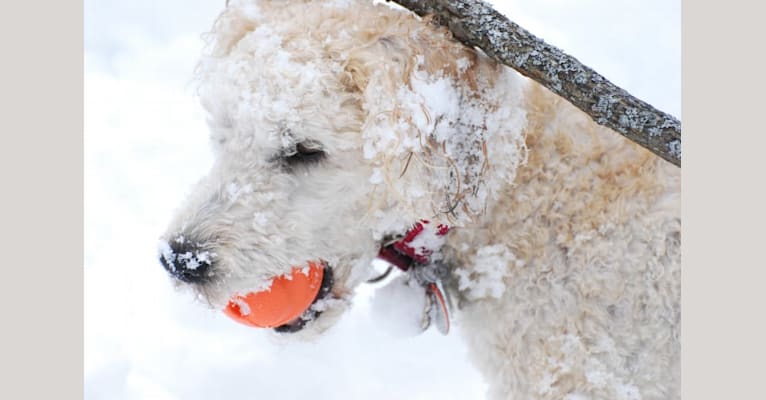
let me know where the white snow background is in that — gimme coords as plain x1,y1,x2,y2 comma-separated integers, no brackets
84,0,680,399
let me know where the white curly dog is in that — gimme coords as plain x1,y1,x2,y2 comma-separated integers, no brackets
159,0,680,398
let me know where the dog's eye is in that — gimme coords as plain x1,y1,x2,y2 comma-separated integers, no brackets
283,141,326,166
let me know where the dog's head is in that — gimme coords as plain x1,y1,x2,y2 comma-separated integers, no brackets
158,0,527,337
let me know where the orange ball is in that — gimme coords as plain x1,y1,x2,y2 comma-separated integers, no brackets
223,261,325,328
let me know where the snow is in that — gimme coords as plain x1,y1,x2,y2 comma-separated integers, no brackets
85,0,679,399
454,244,520,300
406,221,449,261
369,167,383,184
178,252,201,270
157,241,176,271
399,72,462,138
616,383,642,400
370,274,429,337
231,297,252,316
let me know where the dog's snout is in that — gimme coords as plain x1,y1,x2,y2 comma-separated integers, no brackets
158,237,215,284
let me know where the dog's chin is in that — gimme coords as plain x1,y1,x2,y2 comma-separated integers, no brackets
274,298,350,341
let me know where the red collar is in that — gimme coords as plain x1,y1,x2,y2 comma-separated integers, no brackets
377,220,450,270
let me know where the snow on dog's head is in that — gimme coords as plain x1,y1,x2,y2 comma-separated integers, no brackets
159,0,527,336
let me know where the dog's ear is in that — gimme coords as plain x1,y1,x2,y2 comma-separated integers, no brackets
342,21,528,225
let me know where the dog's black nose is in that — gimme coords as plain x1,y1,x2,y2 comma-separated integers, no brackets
158,237,214,284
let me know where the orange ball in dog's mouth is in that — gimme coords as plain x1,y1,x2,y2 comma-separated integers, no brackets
223,261,326,329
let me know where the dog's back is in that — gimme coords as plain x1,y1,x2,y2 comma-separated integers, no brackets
447,83,680,399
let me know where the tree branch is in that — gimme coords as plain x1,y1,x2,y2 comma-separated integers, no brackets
389,0,681,167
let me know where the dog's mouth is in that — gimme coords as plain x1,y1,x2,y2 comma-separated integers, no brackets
221,221,452,335
273,266,334,333
223,261,335,333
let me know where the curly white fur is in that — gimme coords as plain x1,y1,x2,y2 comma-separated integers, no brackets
160,0,680,398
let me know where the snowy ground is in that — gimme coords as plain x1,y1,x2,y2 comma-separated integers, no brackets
84,1,679,399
